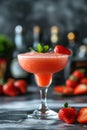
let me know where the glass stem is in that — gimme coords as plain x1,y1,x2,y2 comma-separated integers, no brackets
39,87,48,113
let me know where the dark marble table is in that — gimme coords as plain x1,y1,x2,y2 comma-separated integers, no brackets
0,86,87,130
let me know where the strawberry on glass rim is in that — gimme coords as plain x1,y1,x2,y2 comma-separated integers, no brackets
54,45,72,55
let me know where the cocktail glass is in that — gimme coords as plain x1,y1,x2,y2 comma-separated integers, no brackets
18,52,69,119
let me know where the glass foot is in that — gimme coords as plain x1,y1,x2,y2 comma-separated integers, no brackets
27,109,58,120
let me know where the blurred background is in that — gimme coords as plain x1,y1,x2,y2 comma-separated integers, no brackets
0,0,87,40
0,0,87,86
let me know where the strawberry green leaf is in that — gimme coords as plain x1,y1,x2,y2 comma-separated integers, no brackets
69,75,78,81
64,102,68,108
79,69,86,73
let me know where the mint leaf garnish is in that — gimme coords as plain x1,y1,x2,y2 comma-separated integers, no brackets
29,47,37,52
37,43,43,52
29,43,51,53
43,45,49,52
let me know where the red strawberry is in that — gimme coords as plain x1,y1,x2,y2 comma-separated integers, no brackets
74,84,87,95
54,86,65,94
66,75,78,88
58,102,77,124
54,86,73,95
14,80,27,94
80,78,87,85
77,108,87,124
73,69,85,80
54,45,72,55
3,80,19,96
63,87,73,95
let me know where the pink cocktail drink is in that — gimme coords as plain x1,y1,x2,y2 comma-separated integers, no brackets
18,52,68,87
18,51,69,119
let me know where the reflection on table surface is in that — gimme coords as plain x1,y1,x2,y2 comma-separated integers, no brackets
0,86,87,129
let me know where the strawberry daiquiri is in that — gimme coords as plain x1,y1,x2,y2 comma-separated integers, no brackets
18,52,68,87
18,44,72,119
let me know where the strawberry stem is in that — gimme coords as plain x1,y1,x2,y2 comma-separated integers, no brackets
69,75,78,81
64,102,68,108
79,69,86,73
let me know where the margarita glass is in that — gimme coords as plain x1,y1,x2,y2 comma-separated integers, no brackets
18,51,69,119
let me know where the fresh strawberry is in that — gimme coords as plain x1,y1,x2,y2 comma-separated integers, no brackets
7,78,15,83
58,102,77,124
63,87,73,95
66,75,78,88
3,80,19,96
80,78,87,85
14,80,27,94
74,84,87,95
54,86,73,95
54,86,65,94
73,69,85,80
77,108,87,124
54,45,72,55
